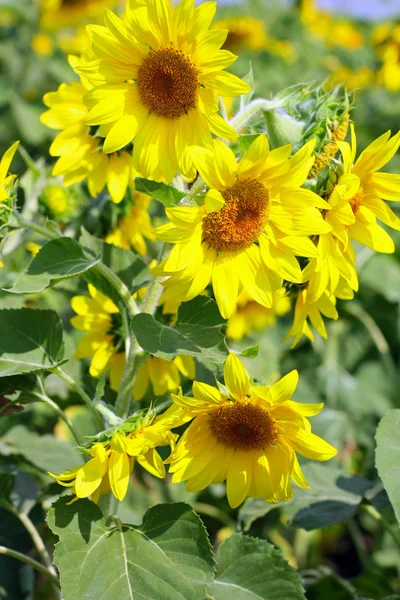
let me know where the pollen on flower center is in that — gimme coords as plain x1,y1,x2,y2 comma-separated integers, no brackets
137,47,199,119
202,179,270,252
350,187,364,215
209,401,277,450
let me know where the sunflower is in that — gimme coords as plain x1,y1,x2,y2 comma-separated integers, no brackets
105,192,155,256
49,406,183,503
227,288,290,341
328,125,400,253
152,135,331,319
71,284,196,397
373,23,400,93
77,0,250,181
0,141,19,205
167,353,337,508
300,0,363,50
41,81,134,204
40,0,114,31
213,16,296,62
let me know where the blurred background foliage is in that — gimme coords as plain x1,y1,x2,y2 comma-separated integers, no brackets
1,0,400,598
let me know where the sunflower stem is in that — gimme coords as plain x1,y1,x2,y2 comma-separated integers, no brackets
31,385,84,447
229,98,281,132
52,368,104,431
0,546,60,590
361,504,400,553
114,339,145,419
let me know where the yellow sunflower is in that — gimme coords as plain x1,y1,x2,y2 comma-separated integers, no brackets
227,288,290,341
0,141,19,204
152,135,331,319
213,16,296,62
105,192,155,256
77,0,250,181
41,81,134,204
71,284,196,397
373,23,400,92
329,125,400,253
40,0,114,31
300,0,363,50
167,353,337,508
50,406,183,503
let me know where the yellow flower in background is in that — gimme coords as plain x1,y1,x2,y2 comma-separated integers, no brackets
326,66,375,92
300,0,363,50
71,284,122,380
153,135,331,319
0,141,19,205
133,355,195,401
106,192,155,256
213,16,296,62
25,242,41,257
50,406,183,503
331,125,400,253
41,81,134,204
40,0,115,31
31,33,54,57
227,288,290,341
78,0,250,181
167,353,337,508
71,285,196,397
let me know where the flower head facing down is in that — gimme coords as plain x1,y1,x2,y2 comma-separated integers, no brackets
105,192,155,256
153,134,331,318
78,0,250,181
71,284,195,397
50,405,184,503
167,354,337,508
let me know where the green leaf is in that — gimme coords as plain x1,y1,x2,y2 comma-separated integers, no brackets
47,499,215,600
79,228,150,301
6,238,100,294
208,533,305,599
360,254,400,303
239,134,259,155
375,409,400,525
240,344,260,359
131,296,228,361
135,177,186,207
0,308,65,376
0,470,15,502
239,464,373,531
1,425,83,473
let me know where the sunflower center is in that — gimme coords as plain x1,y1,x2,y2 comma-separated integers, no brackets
137,47,199,119
61,0,82,5
203,179,270,252
209,401,277,450
350,187,364,215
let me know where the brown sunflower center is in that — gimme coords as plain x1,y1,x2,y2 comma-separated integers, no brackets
350,187,364,215
137,47,199,119
209,402,277,450
202,179,270,252
61,0,82,6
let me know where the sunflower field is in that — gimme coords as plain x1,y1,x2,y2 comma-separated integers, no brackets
1,0,400,598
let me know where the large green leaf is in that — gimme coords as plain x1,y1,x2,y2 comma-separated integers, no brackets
135,178,186,207
208,534,305,600
47,499,215,600
1,425,82,473
131,296,228,361
375,409,400,525
239,464,373,531
7,238,100,294
360,254,400,303
79,229,150,301
0,308,65,376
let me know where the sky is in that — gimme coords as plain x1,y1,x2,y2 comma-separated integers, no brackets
214,0,400,21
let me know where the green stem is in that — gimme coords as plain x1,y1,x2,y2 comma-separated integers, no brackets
346,518,372,571
362,504,400,553
229,98,280,132
30,389,83,447
14,216,140,318
194,502,235,528
114,340,144,419
52,368,104,430
0,546,60,589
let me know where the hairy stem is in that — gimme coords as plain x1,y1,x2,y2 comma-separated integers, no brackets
53,368,104,430
0,546,60,589
229,98,280,132
31,388,83,447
